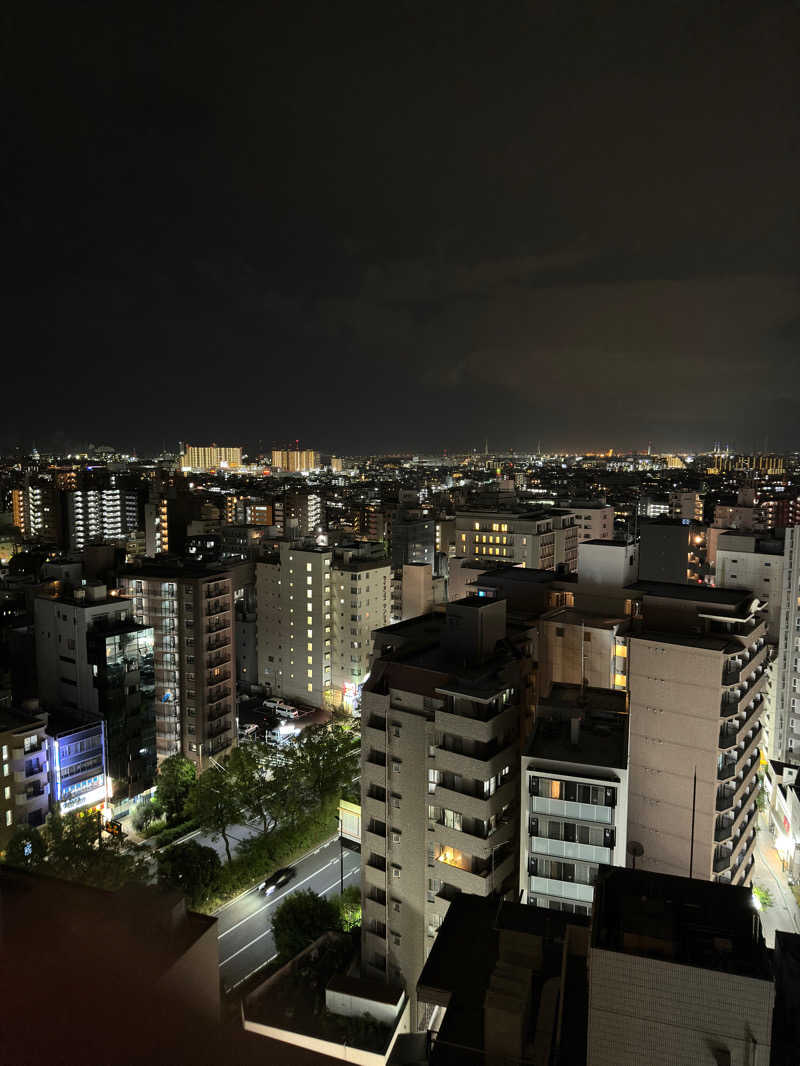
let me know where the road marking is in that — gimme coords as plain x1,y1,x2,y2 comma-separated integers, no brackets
218,867,360,971
228,953,279,992
218,851,358,938
219,926,274,966
213,834,339,915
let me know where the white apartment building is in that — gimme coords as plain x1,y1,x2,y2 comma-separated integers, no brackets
522,689,628,916
257,542,334,708
455,508,578,572
669,491,704,523
563,500,614,542
257,541,392,710
331,545,391,707
66,488,139,550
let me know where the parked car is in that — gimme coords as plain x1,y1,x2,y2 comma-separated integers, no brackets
258,867,297,895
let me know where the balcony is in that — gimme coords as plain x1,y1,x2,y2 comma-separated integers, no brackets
206,602,231,619
206,637,231,655
529,834,612,866
13,741,44,759
435,739,518,781
435,776,516,821
528,875,594,904
720,667,770,719
432,817,516,861
208,689,231,705
713,849,732,874
434,701,518,744
718,758,737,782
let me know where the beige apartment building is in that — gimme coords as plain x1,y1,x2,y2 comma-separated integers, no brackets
119,562,237,767
359,597,534,1023
627,581,770,887
456,507,578,572
181,444,243,471
257,540,391,710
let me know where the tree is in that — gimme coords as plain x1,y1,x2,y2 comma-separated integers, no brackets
4,825,47,868
156,754,196,823
158,840,221,904
228,740,282,835
291,724,358,806
42,810,148,890
272,889,340,961
185,764,243,863
131,798,162,833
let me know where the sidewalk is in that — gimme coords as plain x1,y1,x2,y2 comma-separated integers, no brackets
751,813,800,947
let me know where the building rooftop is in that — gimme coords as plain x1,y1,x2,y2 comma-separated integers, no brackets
581,538,631,547
628,579,757,610
540,606,627,630
592,866,772,980
526,686,628,770
121,560,234,579
417,894,590,1066
0,706,46,735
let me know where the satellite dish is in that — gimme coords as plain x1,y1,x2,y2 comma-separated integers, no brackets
627,841,644,870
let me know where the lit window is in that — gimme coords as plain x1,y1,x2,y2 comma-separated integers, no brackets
307,656,313,665
615,643,627,658
306,562,312,572
614,673,627,689
307,683,313,692
474,522,480,530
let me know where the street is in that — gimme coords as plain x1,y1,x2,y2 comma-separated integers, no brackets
752,813,800,947
215,835,361,991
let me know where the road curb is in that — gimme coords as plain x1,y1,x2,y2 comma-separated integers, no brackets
212,833,338,916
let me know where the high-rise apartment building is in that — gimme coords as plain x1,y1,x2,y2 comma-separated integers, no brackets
119,563,236,768
773,526,800,761
331,544,391,706
359,597,533,1020
455,507,578,571
627,581,770,887
391,511,435,571
181,444,243,471
35,583,156,799
271,448,319,472
0,708,49,847
257,540,391,710
11,479,64,544
66,487,140,550
257,542,334,708
283,491,323,536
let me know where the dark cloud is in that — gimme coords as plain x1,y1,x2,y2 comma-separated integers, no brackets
3,1,798,453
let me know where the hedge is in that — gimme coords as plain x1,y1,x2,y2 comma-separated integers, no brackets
196,795,340,913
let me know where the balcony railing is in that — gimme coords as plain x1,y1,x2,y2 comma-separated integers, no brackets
208,689,231,705
713,850,732,874
714,817,734,843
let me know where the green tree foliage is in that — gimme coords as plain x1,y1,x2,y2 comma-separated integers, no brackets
131,797,163,833
155,754,197,823
291,724,358,806
272,888,341,961
13,810,149,890
186,764,243,863
753,885,774,910
335,884,362,931
4,825,47,867
227,740,282,835
158,840,221,904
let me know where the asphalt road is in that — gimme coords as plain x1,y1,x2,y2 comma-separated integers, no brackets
215,835,361,991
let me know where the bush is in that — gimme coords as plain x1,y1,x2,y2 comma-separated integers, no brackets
152,819,199,849
272,889,340,961
335,884,361,932
131,799,163,833
158,841,221,905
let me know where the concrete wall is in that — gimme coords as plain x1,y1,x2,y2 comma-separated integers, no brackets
587,947,774,1065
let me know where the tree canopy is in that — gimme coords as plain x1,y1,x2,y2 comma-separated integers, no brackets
155,754,196,823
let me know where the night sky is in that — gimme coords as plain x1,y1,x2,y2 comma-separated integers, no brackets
5,2,798,455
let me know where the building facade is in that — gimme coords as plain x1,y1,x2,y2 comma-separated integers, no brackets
359,598,533,1022
66,488,140,550
119,564,236,768
0,708,49,847
181,444,243,471
455,508,578,572
35,583,156,799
